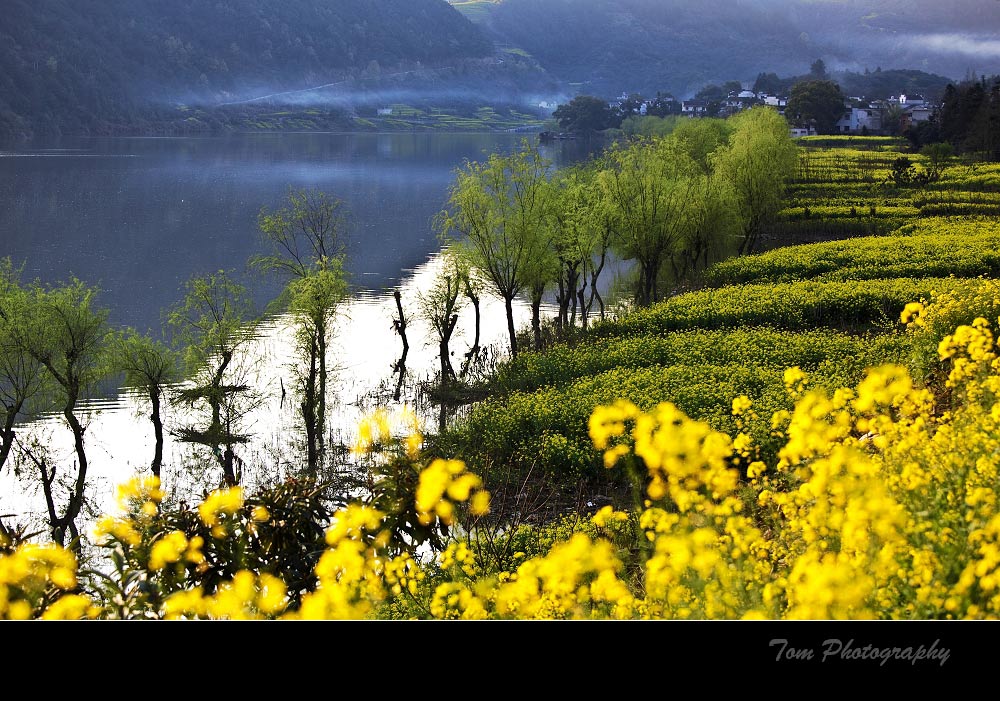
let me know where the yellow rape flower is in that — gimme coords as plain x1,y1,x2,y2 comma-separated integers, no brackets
198,486,244,528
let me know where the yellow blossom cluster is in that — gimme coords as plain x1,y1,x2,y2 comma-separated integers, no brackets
415,458,490,526
11,297,1000,619
163,571,288,620
0,544,98,620
198,486,244,539
352,405,423,459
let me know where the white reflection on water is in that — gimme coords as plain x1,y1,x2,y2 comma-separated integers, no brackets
0,250,553,539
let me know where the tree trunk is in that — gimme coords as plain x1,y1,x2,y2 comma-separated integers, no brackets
61,382,88,552
303,338,319,474
440,313,458,384
531,297,542,352
392,288,410,401
505,295,518,358
222,447,237,487
589,251,607,323
317,322,327,461
0,404,22,473
150,387,164,479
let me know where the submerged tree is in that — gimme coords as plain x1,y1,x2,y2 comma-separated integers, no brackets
4,276,113,548
253,188,350,473
459,268,485,378
285,261,348,473
548,164,599,332
112,329,180,479
0,259,46,475
252,188,349,278
168,270,260,488
417,249,467,388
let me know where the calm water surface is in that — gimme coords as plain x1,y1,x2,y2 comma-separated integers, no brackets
0,132,599,532
0,132,597,332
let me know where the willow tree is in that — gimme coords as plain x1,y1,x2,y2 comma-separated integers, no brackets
417,249,468,388
113,329,180,479
597,136,702,306
436,141,553,358
5,276,112,548
711,106,799,255
253,188,349,472
285,260,347,473
168,270,259,488
548,163,608,331
670,117,735,173
0,259,46,475
670,172,739,282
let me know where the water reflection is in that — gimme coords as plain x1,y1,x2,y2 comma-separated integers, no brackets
0,131,593,540
0,251,553,538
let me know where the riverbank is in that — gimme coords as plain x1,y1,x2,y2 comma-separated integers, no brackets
1,101,554,144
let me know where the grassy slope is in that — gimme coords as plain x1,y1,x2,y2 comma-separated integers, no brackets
440,140,997,508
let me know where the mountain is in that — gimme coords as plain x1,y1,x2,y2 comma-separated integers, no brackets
0,0,512,139
4,1,998,140
451,0,1000,98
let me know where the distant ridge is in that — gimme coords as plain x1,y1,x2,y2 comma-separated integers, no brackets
0,0,495,139
453,0,1000,98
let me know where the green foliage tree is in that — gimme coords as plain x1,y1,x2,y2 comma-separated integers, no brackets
786,80,846,135
920,142,955,181
0,259,46,476
670,172,739,281
436,141,553,358
810,58,829,81
5,276,113,548
253,189,348,279
597,137,702,306
552,95,618,133
711,106,799,255
671,117,735,173
168,270,260,487
284,262,348,474
882,101,905,137
548,164,612,331
253,188,350,474
753,72,786,95
112,329,180,479
417,249,467,387
620,115,680,139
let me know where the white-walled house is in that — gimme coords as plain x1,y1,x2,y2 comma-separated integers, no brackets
681,99,709,116
835,107,883,134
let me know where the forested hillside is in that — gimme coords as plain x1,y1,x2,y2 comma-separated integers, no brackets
0,0,496,139
455,0,1000,98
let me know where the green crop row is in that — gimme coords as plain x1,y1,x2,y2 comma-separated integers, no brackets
796,136,906,150
892,216,1000,238
492,328,913,395
918,203,1000,217
705,233,1000,286
453,346,912,485
590,277,974,339
456,364,791,481
779,205,920,220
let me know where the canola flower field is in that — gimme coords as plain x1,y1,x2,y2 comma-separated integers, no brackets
5,139,1000,621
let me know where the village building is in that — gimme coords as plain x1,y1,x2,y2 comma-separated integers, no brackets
681,99,709,116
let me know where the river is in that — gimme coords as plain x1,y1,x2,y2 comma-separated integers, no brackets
0,131,601,535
